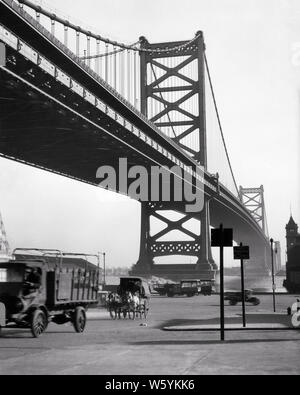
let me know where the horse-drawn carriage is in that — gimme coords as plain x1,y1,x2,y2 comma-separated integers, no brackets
107,277,150,320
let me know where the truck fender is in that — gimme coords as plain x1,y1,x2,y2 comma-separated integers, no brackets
27,304,49,319
0,302,6,327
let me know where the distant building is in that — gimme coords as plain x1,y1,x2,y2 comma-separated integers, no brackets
274,241,282,272
284,216,300,293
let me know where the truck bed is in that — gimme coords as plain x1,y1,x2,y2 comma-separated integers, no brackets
46,269,99,308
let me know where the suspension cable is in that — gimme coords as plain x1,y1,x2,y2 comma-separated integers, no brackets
204,53,240,197
81,42,139,60
17,0,201,54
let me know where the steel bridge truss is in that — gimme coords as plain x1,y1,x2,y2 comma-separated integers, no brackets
239,186,267,235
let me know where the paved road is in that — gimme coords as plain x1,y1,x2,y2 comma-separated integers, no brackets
0,294,299,375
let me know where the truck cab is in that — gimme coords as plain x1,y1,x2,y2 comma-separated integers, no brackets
180,280,201,297
0,260,47,325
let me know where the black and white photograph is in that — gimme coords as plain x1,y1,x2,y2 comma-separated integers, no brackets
0,0,299,377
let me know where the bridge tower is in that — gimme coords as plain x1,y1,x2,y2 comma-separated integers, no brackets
131,32,217,280
0,211,10,260
239,185,270,274
239,186,267,235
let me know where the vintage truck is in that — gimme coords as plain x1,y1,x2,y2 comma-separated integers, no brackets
224,289,261,306
159,280,202,298
0,249,100,338
154,279,215,297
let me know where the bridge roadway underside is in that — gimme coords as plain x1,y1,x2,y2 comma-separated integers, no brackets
0,58,269,278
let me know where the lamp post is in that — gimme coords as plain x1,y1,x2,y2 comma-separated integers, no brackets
98,252,106,285
270,239,276,313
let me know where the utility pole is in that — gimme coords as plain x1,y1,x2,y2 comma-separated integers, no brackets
270,239,276,313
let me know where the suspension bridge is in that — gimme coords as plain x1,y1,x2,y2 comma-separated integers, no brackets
0,0,273,280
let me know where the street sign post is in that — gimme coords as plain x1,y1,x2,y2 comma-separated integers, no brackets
234,243,250,328
270,239,276,313
211,224,233,341
0,43,6,67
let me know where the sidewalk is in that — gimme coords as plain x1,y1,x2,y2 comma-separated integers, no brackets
163,312,297,331
164,323,296,331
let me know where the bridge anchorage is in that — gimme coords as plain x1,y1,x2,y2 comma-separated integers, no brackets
0,0,272,281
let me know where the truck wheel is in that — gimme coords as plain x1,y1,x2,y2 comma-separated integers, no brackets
31,309,48,338
73,307,86,333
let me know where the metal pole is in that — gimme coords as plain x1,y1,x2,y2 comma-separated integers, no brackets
103,253,106,286
51,19,55,36
270,238,276,312
240,243,246,327
220,224,225,341
76,31,80,57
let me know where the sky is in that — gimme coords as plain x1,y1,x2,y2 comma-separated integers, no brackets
0,0,299,268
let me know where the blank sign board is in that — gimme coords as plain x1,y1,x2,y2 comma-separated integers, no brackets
234,246,250,260
211,228,233,247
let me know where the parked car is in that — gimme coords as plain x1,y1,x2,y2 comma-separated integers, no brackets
164,280,201,298
224,289,260,306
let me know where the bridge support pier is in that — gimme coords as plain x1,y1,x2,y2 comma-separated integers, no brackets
130,200,217,281
131,203,154,276
196,199,218,277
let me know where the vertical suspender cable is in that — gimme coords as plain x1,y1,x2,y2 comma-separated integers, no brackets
51,19,55,36
120,50,124,96
127,49,131,102
105,44,109,82
96,40,100,75
114,46,117,89
76,31,80,57
133,50,137,108
64,25,68,47
87,35,91,68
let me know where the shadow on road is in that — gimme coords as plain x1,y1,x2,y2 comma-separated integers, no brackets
130,338,300,346
156,313,292,330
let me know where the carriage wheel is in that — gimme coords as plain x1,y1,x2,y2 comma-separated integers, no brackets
135,306,142,320
31,309,48,338
109,307,117,320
